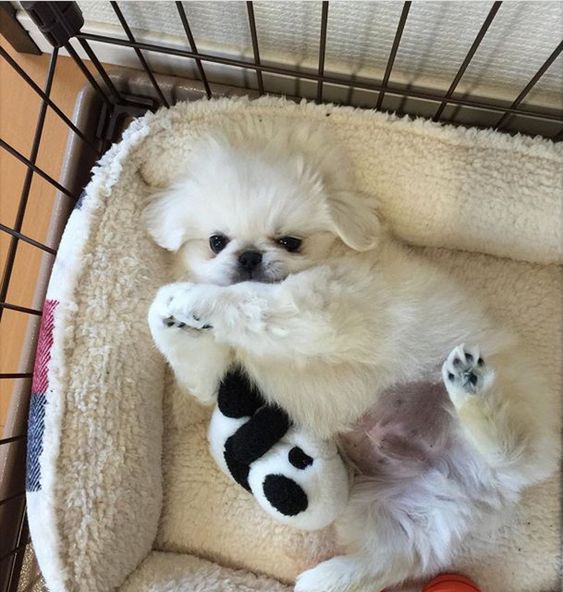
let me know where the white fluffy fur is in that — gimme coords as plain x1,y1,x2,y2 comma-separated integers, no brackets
146,120,558,591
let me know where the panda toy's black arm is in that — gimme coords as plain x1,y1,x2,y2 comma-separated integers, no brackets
225,406,290,466
218,369,290,490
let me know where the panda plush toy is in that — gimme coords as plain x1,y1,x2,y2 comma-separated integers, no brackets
208,368,350,531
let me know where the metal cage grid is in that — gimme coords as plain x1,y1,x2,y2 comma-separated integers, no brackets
0,1,562,590
75,2,563,134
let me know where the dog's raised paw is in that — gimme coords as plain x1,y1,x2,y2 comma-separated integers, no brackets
163,315,186,329
167,285,214,331
150,283,214,334
162,315,211,331
442,344,493,404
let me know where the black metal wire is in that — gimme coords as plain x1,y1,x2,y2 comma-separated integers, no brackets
246,2,264,96
494,39,563,129
0,47,97,152
5,517,28,592
376,1,411,110
64,41,113,107
0,542,27,564
0,436,26,446
316,1,329,104
0,224,57,255
76,37,123,103
433,1,502,121
0,374,33,380
110,1,169,107
0,303,42,316
0,49,58,324
175,2,212,99
0,492,26,508
0,139,75,199
38,0,114,106
77,32,563,124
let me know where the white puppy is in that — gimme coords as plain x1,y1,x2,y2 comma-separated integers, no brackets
145,120,557,592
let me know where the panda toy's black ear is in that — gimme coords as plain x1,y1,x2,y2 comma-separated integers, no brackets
217,368,264,419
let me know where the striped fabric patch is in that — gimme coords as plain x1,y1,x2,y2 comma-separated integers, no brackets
27,299,58,492
32,299,58,394
27,393,46,492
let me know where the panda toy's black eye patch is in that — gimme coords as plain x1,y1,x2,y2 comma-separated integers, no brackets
263,474,308,516
288,446,314,469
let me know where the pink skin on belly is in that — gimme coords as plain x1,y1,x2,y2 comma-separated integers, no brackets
339,381,455,478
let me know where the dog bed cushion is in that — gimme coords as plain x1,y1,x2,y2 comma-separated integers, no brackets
27,96,562,592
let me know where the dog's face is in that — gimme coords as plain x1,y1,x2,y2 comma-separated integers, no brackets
176,202,339,285
144,130,380,285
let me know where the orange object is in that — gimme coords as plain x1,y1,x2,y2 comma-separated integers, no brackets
422,573,481,592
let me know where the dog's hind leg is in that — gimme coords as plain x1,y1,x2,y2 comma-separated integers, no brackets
442,344,520,468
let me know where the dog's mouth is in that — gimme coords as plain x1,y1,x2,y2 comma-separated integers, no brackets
230,272,283,285
230,268,286,285
229,263,287,285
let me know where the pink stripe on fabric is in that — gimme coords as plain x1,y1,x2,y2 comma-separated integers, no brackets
32,299,59,394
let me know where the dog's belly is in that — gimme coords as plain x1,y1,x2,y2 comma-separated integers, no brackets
339,381,455,477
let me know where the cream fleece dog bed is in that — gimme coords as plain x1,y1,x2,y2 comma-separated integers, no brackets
27,97,562,592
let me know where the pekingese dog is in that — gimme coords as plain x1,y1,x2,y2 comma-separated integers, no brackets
145,119,557,592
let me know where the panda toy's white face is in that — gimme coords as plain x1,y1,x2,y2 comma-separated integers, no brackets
247,429,351,531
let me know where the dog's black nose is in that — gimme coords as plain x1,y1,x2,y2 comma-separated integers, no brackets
238,250,262,272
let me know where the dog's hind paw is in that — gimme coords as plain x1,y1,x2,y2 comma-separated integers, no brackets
295,556,368,592
442,344,494,406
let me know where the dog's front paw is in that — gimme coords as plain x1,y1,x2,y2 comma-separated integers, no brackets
153,282,216,331
148,283,216,353
442,344,494,406
166,282,216,331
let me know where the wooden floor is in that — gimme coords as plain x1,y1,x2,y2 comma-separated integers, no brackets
0,39,97,433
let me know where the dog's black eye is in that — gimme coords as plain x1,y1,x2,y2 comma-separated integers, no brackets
277,236,302,252
209,234,229,254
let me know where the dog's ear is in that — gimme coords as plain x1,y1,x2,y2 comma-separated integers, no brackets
327,192,381,251
143,185,191,251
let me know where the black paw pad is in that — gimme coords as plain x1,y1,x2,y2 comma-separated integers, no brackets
465,353,474,363
164,317,176,327
263,474,308,516
468,373,478,386
288,447,313,469
477,357,484,366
